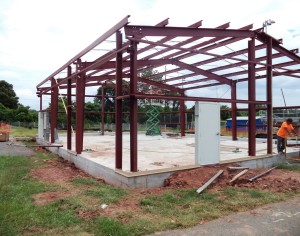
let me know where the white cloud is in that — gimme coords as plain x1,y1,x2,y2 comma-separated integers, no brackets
0,0,299,109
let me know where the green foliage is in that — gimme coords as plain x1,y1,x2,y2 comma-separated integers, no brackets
0,103,13,121
85,185,127,204
275,163,300,172
94,217,131,236
138,188,285,229
10,126,37,138
220,105,231,120
84,101,101,124
0,80,19,109
0,156,81,235
15,104,37,123
94,81,130,124
0,80,38,123
1,150,298,236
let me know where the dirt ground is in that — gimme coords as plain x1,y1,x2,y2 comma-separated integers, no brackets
29,151,300,215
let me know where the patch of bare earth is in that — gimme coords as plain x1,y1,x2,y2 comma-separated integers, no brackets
164,162,300,193
29,156,300,219
30,158,93,205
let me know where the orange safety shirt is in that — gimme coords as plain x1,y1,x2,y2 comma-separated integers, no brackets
277,121,294,138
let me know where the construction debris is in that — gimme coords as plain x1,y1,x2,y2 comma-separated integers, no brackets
196,170,224,194
229,169,248,183
227,166,249,172
248,167,277,182
232,148,241,153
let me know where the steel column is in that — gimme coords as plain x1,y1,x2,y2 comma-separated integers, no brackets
129,41,138,172
101,85,105,136
180,92,186,136
50,78,58,143
39,95,42,112
67,66,72,150
115,30,123,169
248,38,256,156
266,38,273,154
75,60,85,154
231,81,237,141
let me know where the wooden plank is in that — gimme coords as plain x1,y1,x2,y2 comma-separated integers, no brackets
248,167,276,182
229,169,248,183
196,170,224,194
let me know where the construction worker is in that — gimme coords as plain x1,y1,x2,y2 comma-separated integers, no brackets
277,118,298,155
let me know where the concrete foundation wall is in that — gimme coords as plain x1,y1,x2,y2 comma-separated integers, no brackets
39,138,173,188
38,138,298,189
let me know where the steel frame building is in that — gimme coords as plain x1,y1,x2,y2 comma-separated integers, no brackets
36,16,300,172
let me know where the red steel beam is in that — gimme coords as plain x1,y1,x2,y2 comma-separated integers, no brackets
145,40,262,81
172,60,231,85
180,92,186,136
128,37,267,67
50,78,58,143
174,24,254,61
101,85,105,136
137,77,183,93
220,60,299,78
256,31,300,63
75,61,85,154
125,25,255,38
138,20,203,60
266,38,273,154
129,41,138,172
67,66,72,150
86,18,175,77
118,93,269,105
157,23,234,60
141,21,224,60
248,38,256,156
38,45,129,96
209,52,284,74
39,94,42,111
124,23,253,75
231,81,237,141
115,30,123,169
37,15,130,89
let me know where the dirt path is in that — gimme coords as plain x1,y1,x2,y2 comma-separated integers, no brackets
0,141,36,156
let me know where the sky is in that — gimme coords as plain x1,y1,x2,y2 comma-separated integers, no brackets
0,0,299,110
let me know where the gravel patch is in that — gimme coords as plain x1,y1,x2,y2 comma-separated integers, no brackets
0,141,36,157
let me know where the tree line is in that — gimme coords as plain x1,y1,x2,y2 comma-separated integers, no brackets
0,80,38,125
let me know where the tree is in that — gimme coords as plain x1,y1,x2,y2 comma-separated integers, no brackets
0,80,19,109
0,103,13,122
85,101,101,124
95,81,130,123
220,105,231,120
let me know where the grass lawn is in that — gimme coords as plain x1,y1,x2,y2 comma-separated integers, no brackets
1,127,299,235
9,126,38,138
1,149,299,236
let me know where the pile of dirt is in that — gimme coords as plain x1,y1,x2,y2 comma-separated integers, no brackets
164,164,300,193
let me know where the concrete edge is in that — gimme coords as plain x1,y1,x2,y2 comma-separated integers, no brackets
36,138,299,188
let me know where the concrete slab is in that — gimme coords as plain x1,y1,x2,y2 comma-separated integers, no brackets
39,131,300,188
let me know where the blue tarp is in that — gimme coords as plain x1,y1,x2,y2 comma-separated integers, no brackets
225,116,266,130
